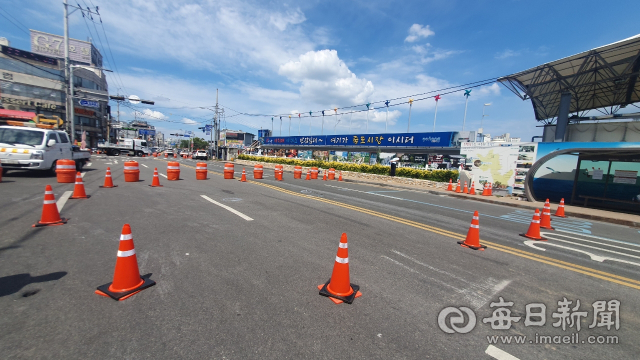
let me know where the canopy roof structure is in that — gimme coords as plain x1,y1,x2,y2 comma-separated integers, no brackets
498,34,640,123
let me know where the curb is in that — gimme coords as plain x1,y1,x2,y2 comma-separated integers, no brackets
233,160,640,228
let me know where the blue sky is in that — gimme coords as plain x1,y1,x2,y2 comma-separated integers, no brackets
1,0,639,141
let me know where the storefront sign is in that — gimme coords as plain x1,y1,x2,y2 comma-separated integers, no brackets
79,99,99,108
1,97,61,110
263,131,455,148
30,30,102,66
74,108,95,116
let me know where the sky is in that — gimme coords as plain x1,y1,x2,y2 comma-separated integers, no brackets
1,0,639,142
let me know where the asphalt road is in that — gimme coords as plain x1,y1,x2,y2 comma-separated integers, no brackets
1,155,639,359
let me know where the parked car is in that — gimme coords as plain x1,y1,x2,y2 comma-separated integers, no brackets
194,150,208,160
180,149,190,157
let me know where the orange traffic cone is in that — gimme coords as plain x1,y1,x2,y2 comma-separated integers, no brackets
305,170,311,180
447,179,453,191
520,209,547,241
455,179,461,193
323,170,327,181
463,181,468,194
481,182,490,196
457,211,487,250
99,167,117,188
33,185,68,227
70,172,90,199
240,168,247,182
469,181,476,195
318,233,362,304
488,183,493,196
338,171,343,181
149,168,163,187
95,224,155,301
554,198,567,218
540,199,554,230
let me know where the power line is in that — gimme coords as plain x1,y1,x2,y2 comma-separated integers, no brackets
0,7,30,35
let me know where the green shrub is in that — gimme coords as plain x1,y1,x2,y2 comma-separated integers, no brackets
237,154,458,182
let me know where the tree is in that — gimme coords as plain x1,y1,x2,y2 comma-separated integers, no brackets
192,137,209,149
179,140,190,149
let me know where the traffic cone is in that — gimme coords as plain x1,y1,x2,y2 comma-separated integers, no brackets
540,199,554,230
99,167,117,188
70,172,90,199
149,168,162,187
481,182,490,196
95,224,156,301
338,171,343,181
318,233,362,304
33,185,68,227
455,179,461,193
469,181,476,195
520,209,547,241
463,181,468,194
554,198,567,218
488,183,493,196
240,168,247,182
306,170,310,180
457,211,487,250
447,179,453,191
323,170,327,181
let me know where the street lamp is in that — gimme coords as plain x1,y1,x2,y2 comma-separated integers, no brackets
480,103,491,141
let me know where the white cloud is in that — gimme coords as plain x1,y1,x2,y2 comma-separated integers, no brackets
476,83,501,96
495,49,519,59
182,118,197,125
139,109,167,120
405,24,435,43
54,0,317,75
279,50,374,106
269,9,306,31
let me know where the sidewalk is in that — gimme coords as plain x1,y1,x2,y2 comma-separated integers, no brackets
234,159,640,228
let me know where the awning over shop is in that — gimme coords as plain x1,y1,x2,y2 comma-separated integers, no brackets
0,109,37,121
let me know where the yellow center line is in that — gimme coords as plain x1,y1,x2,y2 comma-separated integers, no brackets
185,161,640,290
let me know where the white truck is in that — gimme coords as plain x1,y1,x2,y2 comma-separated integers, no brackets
98,138,152,157
0,125,91,175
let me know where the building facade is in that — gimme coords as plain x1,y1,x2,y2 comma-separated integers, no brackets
0,31,109,148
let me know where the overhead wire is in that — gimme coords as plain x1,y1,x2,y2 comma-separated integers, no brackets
0,7,30,36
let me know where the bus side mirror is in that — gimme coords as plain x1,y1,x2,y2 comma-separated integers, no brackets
47,139,57,147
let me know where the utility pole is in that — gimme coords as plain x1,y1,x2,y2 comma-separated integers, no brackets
214,89,219,160
63,0,71,141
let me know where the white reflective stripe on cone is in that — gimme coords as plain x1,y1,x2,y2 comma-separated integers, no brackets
124,166,139,170
167,166,180,169
45,191,54,194
56,165,75,169
543,212,550,215
75,182,83,184
105,175,112,177
338,243,348,248
117,249,136,257
196,167,206,169
43,200,56,204
335,256,349,264
473,216,479,220
532,220,540,223
120,234,133,241
469,224,479,228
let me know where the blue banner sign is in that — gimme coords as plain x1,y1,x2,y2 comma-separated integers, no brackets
138,129,156,136
263,131,455,148
79,99,99,108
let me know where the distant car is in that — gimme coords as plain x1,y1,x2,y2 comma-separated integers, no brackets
180,150,190,157
164,149,174,156
194,150,208,160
